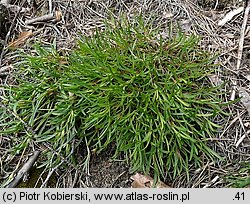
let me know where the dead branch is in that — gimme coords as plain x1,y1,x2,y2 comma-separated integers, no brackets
6,151,40,188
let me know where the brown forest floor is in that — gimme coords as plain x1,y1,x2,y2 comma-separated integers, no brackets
0,0,250,188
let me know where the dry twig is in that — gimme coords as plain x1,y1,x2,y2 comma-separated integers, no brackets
202,175,220,188
6,151,40,188
230,0,250,100
218,7,244,26
25,11,62,25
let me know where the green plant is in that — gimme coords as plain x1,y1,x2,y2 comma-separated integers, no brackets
224,163,250,188
0,18,226,179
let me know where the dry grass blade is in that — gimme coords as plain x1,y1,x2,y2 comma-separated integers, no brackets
8,30,33,48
